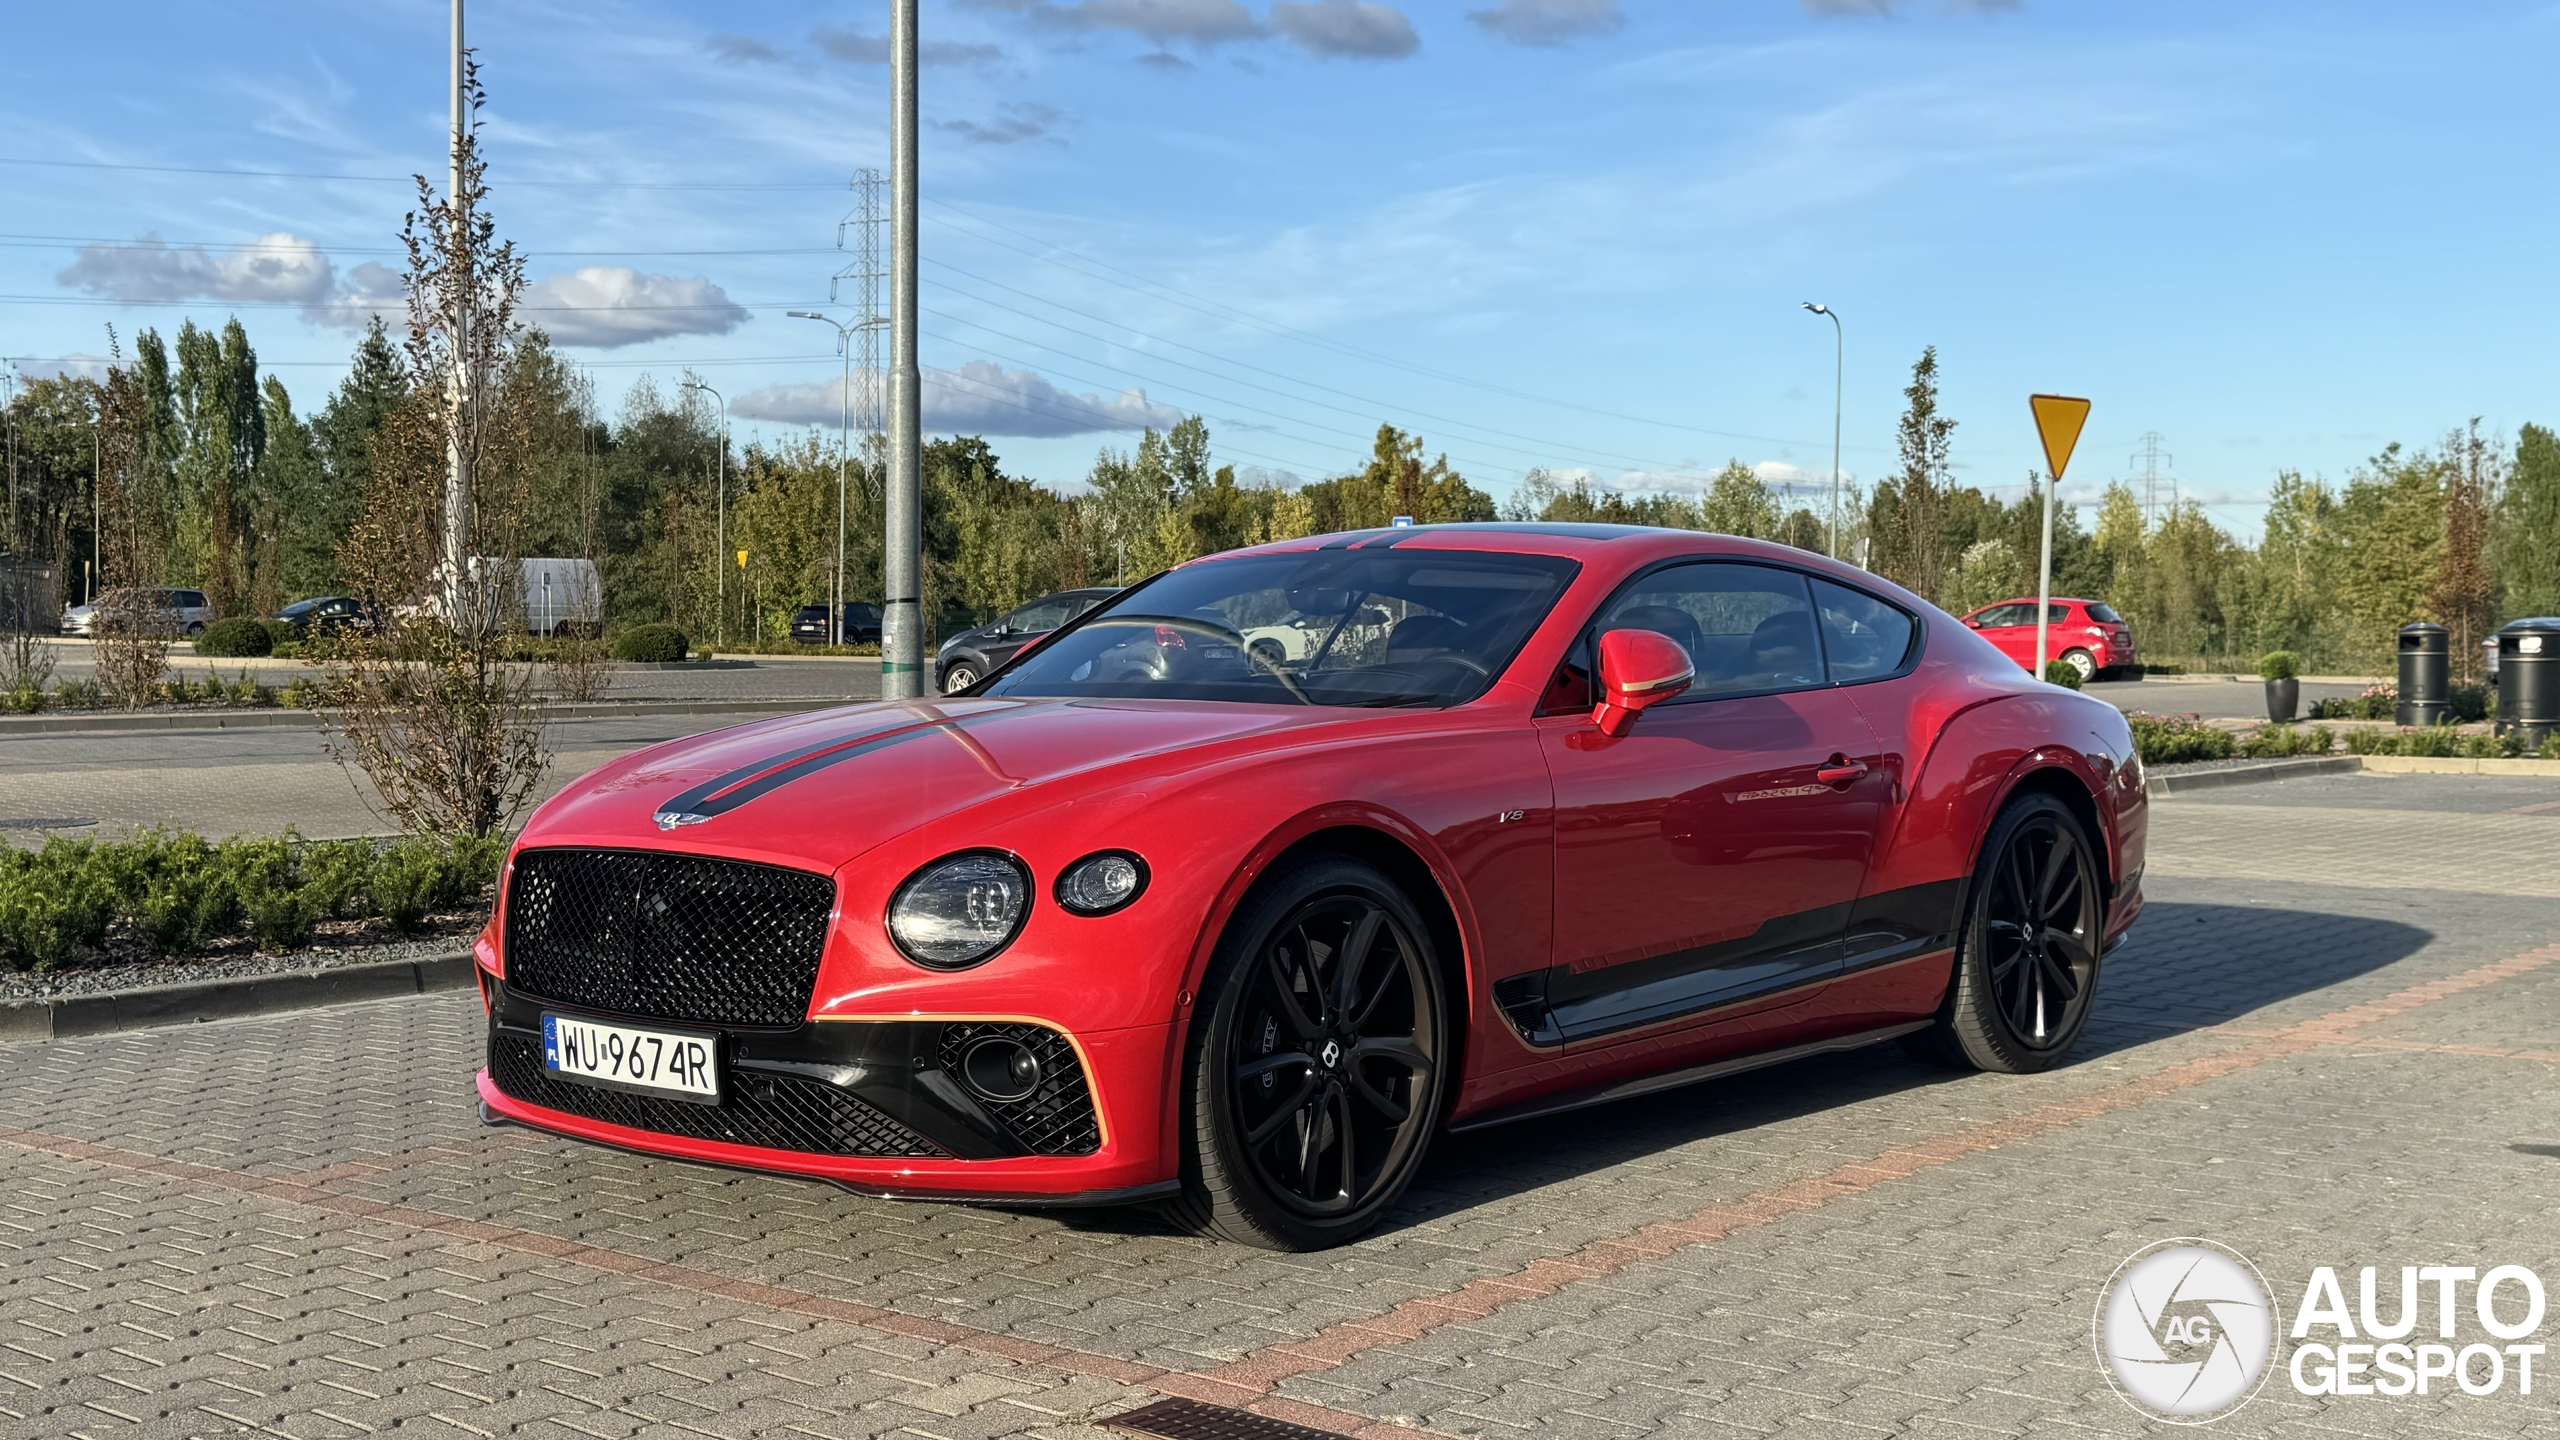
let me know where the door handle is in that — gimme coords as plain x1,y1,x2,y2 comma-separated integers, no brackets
1816,758,1868,786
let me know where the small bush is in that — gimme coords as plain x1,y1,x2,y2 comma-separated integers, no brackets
50,678,101,708
195,617,275,658
2311,682,2397,721
2451,681,2492,724
2258,651,2300,682
259,618,298,650
2400,726,2462,758
0,828,505,969
2542,733,2560,761
2042,659,2084,690
611,625,690,663
2127,712,2236,765
2241,724,2332,758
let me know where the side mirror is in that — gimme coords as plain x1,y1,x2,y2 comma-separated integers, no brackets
1962,616,1983,629
1590,628,1695,737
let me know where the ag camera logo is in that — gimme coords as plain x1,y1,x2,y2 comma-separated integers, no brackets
2095,1240,2281,1423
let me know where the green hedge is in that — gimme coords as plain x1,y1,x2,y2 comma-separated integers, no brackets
2042,659,2085,690
2127,712,2235,765
0,830,503,971
195,617,275,657
610,624,690,663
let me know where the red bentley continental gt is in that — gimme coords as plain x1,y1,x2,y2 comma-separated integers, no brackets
474,524,2147,1249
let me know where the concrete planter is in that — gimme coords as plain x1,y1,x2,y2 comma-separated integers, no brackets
2264,676,2299,723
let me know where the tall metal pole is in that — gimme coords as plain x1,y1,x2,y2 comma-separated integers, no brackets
91,416,100,605
444,0,471,624
684,379,726,647
789,312,855,649
884,0,924,697
1802,303,1842,561
2035,467,2057,675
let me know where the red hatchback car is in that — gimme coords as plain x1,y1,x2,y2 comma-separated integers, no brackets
475,525,2147,1249
1956,597,2136,682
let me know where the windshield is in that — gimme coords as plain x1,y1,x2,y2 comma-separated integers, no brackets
983,549,1579,708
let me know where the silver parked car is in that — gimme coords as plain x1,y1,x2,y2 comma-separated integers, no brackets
61,587,214,637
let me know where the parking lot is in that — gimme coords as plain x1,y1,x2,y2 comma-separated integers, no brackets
0,769,2552,1439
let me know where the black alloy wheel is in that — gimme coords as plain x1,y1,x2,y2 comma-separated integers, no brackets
1907,791,2104,1074
1173,855,1445,1249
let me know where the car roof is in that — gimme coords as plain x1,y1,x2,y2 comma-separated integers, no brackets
1212,521,1860,563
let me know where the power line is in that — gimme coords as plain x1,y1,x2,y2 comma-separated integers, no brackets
927,200,1867,455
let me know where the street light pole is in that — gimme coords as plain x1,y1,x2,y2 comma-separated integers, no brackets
1801,302,1843,561
884,0,923,698
682,379,727,647
789,311,853,648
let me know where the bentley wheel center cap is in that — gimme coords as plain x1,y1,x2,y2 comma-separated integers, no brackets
1319,1039,1342,1069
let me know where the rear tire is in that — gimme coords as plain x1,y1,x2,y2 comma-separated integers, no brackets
1902,792,2104,1074
2060,648,2097,684
1166,854,1447,1250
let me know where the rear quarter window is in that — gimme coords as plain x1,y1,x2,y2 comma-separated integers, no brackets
2085,603,2125,624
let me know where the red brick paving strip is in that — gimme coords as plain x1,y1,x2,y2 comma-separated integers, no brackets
3,940,2554,1435
1190,941,2560,1397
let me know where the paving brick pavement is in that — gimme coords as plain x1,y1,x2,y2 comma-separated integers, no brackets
0,774,2554,1438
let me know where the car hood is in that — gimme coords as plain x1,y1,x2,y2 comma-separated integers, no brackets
519,697,1364,874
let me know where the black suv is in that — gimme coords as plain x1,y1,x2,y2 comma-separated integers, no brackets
789,601,884,646
934,587,1118,693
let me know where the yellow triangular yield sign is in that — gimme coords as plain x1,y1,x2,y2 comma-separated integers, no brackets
2028,394,2092,481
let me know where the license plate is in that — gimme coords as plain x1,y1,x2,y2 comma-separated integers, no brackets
541,1013,721,1104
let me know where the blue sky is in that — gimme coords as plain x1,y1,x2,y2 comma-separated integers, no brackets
7,0,2557,537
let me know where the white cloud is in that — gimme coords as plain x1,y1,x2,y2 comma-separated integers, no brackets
518,269,750,348
58,233,337,307
936,103,1070,144
706,33,786,63
960,0,1420,58
1467,0,1622,47
1803,0,2019,13
12,354,111,383
1269,0,1418,57
810,27,1008,66
735,360,1186,437
961,0,1261,46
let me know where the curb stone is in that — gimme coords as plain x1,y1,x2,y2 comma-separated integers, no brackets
0,951,476,1042
2145,755,2363,796
2359,755,2560,776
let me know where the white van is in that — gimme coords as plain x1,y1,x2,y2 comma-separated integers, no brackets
520,559,602,638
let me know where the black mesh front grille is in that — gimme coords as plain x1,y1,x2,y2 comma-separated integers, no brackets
503,848,834,1028
936,1022,1102,1156
489,1033,944,1158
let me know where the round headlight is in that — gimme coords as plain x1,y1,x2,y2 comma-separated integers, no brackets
1056,851,1148,916
888,852,1030,968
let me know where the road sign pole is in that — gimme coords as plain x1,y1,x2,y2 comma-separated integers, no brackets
2027,394,2093,682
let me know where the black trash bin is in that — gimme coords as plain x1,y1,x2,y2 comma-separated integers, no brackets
2498,621,2560,750
2397,621,2449,727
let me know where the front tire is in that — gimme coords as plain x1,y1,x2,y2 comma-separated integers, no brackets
1905,792,2103,1074
1168,854,1447,1250
941,663,979,694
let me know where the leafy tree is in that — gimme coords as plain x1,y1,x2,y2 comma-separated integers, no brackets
1868,346,1957,602
2434,420,2499,679
2329,443,2445,666
2498,423,2560,620
258,376,333,598
1699,461,1779,539
309,318,412,589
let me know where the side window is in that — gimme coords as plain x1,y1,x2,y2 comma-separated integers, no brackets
1811,578,1917,683
1596,563,1823,699
1974,602,2023,628
1006,600,1070,632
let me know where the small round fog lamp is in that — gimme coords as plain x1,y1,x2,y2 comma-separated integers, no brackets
1055,851,1148,916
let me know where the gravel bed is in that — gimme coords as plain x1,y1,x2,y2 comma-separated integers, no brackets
0,913,483,1001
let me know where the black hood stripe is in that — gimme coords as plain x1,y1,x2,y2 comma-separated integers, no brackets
652,712,1002,827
